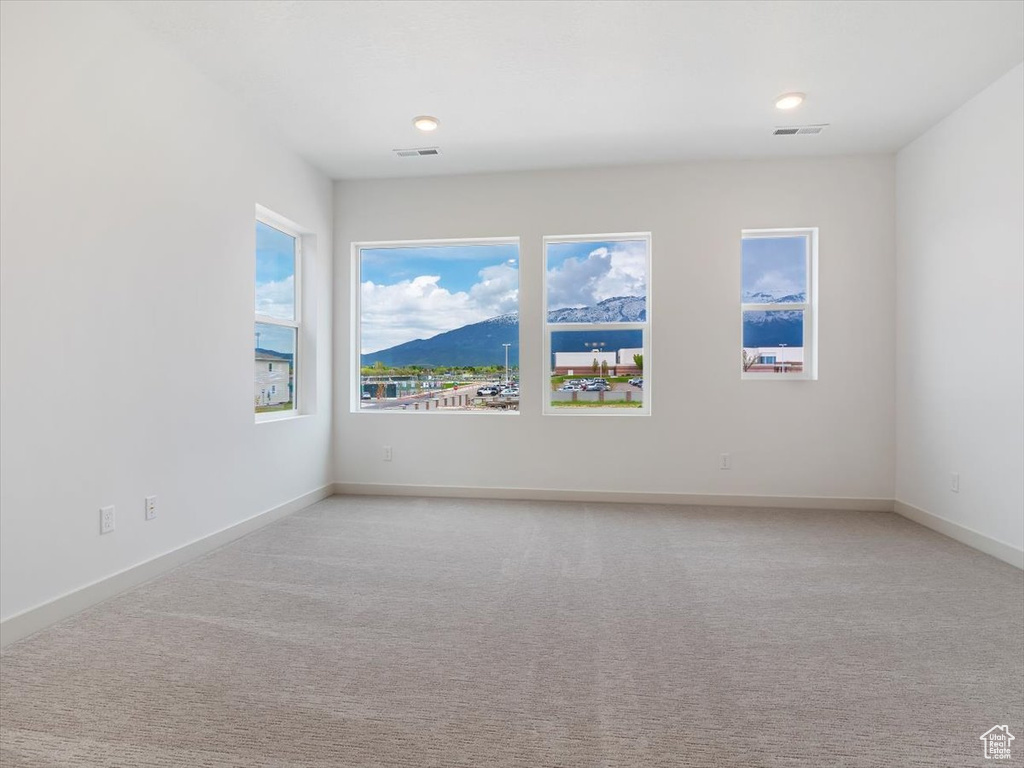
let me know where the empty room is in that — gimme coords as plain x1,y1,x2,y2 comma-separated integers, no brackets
1,1,1022,766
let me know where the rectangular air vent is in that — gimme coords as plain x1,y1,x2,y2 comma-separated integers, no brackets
394,147,441,157
773,124,828,136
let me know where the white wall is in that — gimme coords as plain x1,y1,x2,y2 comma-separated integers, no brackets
895,63,1024,551
334,156,896,500
0,1,333,621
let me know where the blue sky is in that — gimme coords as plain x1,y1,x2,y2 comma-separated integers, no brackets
361,244,519,292
546,239,647,310
741,236,807,300
255,221,296,320
360,243,519,353
255,322,295,356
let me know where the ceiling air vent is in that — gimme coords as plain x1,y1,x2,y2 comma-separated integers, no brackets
773,124,828,136
394,147,441,157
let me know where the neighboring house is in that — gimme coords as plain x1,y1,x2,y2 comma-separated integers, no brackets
254,351,292,407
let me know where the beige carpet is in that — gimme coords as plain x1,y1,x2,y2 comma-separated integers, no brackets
1,496,1021,767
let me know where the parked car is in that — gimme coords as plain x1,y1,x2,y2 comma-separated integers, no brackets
559,384,582,392
499,387,519,397
477,385,500,396
361,391,371,400
586,382,610,391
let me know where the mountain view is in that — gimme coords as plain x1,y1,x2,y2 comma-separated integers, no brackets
547,295,646,323
742,291,806,304
360,296,645,367
741,292,805,348
255,348,293,363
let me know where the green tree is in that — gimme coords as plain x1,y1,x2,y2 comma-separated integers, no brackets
600,360,609,376
633,353,643,371
592,358,600,374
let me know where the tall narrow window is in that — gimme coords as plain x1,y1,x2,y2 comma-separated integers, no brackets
354,238,520,413
741,228,817,380
543,234,651,414
255,215,300,415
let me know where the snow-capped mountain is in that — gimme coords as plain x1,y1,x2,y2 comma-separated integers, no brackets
360,296,646,367
742,291,806,304
547,295,646,323
742,311,803,347
740,291,805,346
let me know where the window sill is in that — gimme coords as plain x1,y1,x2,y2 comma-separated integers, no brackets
741,373,816,381
255,411,311,425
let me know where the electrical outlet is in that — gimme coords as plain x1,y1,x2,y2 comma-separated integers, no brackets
383,445,393,462
145,495,157,520
100,506,115,534
950,472,959,493
720,453,731,470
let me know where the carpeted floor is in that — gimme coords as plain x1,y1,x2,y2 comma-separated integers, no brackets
1,496,1022,767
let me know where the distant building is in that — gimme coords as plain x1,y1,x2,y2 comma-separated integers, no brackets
552,348,643,375
617,347,643,376
743,346,804,373
255,351,292,406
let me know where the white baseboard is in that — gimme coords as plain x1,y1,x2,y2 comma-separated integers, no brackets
894,500,1024,570
332,482,895,512
0,485,334,649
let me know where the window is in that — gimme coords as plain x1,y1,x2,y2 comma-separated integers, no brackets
354,238,520,413
255,213,300,416
543,233,651,414
741,228,817,380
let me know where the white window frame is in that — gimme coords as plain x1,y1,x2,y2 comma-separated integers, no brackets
351,236,521,415
542,232,652,417
740,227,818,381
255,206,302,421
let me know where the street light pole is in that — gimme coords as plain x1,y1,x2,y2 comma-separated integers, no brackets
503,343,511,387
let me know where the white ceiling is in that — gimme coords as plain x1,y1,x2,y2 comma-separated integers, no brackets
112,0,1023,180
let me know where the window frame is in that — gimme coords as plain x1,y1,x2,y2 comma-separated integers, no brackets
740,227,818,381
255,207,302,421
542,232,652,417
351,236,521,415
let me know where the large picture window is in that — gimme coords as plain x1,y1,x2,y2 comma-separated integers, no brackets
543,233,651,415
255,213,300,416
354,238,520,413
741,228,817,380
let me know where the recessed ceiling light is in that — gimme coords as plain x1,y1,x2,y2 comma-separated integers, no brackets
413,115,440,132
775,93,805,110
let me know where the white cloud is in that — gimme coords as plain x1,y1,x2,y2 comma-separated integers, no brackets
547,243,647,310
750,270,802,298
469,263,519,316
255,275,295,320
361,268,519,353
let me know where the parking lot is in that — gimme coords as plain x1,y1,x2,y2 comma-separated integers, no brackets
550,377,643,405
